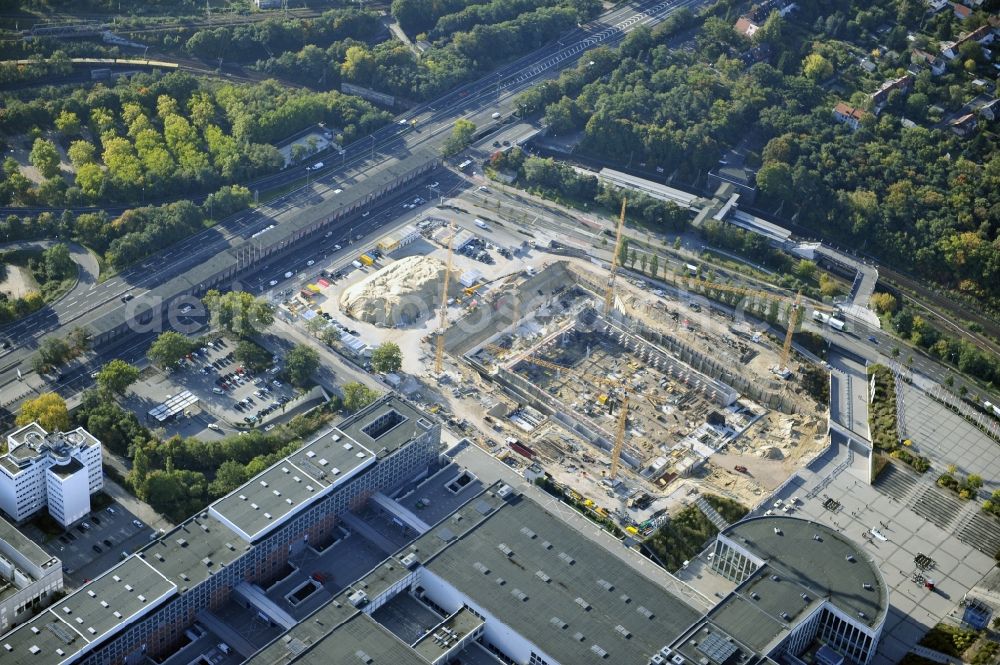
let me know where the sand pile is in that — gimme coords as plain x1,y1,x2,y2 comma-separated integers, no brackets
340,256,460,326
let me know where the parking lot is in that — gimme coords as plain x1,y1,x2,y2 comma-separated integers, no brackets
132,336,298,430
23,499,152,587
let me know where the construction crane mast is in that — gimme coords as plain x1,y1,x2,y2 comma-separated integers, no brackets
434,221,457,374
779,291,802,373
604,199,627,313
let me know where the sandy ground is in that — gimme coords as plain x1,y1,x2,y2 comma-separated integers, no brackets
0,264,38,298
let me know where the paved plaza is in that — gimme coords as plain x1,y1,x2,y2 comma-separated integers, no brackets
898,382,1000,494
761,441,996,665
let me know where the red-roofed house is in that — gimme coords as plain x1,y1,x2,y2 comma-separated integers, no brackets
952,2,972,19
911,48,947,75
734,17,759,38
833,102,867,130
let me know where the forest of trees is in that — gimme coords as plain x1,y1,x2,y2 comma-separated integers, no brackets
0,71,390,206
505,0,998,312
339,0,601,100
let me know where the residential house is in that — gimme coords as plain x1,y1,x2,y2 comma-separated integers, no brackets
870,74,914,114
952,2,972,19
950,112,978,135
926,0,949,11
734,16,759,38
911,48,947,75
833,102,867,130
733,0,797,38
979,98,1000,120
941,25,995,59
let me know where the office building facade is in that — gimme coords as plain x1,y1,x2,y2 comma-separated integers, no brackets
0,423,102,527
0,515,62,634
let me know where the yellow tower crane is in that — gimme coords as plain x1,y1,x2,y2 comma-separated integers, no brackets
779,291,803,374
604,199,627,314
434,220,457,374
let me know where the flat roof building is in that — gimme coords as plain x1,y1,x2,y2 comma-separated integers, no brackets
247,482,705,665
0,423,102,527
0,396,442,665
0,515,62,634
679,516,889,665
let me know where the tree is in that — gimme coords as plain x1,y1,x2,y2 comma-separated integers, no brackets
802,53,833,81
55,110,81,137
29,138,60,179
148,331,194,367
75,163,106,199
639,254,648,273
202,290,274,337
209,460,248,496
756,161,794,202
371,342,402,374
35,336,71,370
441,119,477,156
819,274,842,298
235,340,272,372
43,243,75,281
285,344,320,387
17,392,70,431
870,293,898,315
649,254,659,278
130,444,150,492
68,141,96,168
67,327,91,353
792,259,817,281
97,359,140,396
342,381,379,412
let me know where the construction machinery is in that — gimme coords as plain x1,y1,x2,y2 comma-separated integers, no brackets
603,199,627,314
434,220,457,374
484,343,667,479
462,271,517,298
774,291,802,379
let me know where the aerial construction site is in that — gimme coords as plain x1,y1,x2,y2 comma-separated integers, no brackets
274,200,832,534
433,238,829,533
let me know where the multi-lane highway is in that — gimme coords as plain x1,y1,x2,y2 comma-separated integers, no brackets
0,0,705,400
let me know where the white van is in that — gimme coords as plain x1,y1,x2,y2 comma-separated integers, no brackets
491,112,501,119
218,643,231,655
474,219,488,229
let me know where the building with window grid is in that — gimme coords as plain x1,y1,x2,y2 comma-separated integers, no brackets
0,423,102,527
662,516,887,665
0,396,440,665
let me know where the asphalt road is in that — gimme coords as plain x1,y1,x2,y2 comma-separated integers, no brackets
0,0,704,412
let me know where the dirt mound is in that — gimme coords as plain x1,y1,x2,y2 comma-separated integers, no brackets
340,256,460,327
